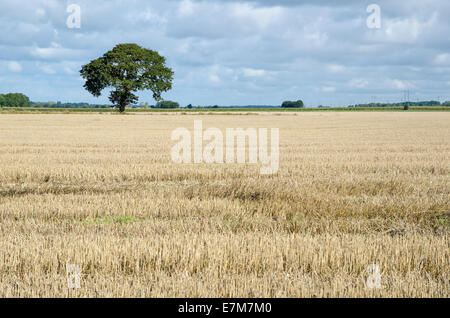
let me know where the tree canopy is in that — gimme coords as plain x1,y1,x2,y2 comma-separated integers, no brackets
282,100,304,108
80,43,174,112
154,100,180,109
0,93,30,107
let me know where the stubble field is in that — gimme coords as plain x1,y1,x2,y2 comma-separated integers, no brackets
0,112,448,297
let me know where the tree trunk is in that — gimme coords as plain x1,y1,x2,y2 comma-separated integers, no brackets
118,90,128,113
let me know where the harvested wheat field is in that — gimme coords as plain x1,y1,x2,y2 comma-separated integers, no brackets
0,112,448,297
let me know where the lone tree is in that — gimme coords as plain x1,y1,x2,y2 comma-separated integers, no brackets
281,100,304,108
80,43,174,112
155,100,180,109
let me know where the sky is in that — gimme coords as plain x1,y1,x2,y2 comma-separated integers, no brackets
0,0,449,107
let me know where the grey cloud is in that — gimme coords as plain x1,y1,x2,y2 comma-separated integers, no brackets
0,0,449,106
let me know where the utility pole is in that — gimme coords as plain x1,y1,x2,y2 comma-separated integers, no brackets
403,90,410,104
370,96,376,105
403,90,410,110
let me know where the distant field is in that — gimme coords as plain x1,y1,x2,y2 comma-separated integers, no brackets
0,112,448,297
0,106,449,113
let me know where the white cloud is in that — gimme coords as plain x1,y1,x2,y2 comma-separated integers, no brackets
389,79,410,90
327,64,346,73
30,42,85,61
209,74,221,84
137,8,167,26
63,66,76,75
230,3,283,29
1,0,450,106
377,13,437,44
35,8,46,18
349,79,369,88
178,0,195,18
434,53,450,65
384,19,421,43
30,42,62,59
39,64,56,74
178,44,188,54
8,61,22,72
322,86,336,92
242,68,267,77
304,29,329,46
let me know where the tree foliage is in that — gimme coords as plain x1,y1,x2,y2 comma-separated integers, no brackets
154,100,180,109
354,101,442,108
282,100,304,108
0,93,30,107
80,43,174,112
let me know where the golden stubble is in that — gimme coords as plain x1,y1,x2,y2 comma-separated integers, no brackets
0,112,448,297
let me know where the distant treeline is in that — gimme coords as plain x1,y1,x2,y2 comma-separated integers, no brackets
30,102,110,108
153,100,180,108
0,93,110,108
281,100,304,108
351,101,450,107
0,93,30,107
2,92,450,109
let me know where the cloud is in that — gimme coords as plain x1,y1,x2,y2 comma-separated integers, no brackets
35,8,46,19
327,64,346,73
39,64,56,74
384,18,422,43
178,0,195,18
389,79,410,90
434,53,450,65
0,0,449,105
242,68,267,77
322,86,336,93
209,74,221,84
8,61,22,72
349,79,369,88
